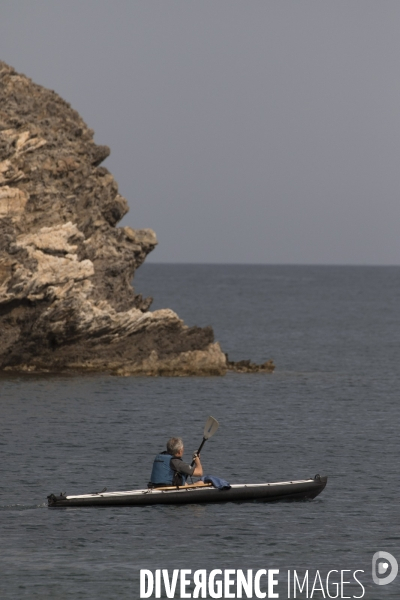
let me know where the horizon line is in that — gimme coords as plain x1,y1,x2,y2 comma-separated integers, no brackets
140,262,400,268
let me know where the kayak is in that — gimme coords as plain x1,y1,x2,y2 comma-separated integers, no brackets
47,475,327,507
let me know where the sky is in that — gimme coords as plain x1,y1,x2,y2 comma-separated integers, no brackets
1,1,400,264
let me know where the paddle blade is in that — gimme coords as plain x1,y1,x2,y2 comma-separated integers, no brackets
203,416,219,440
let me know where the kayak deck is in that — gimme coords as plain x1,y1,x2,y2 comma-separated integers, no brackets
47,475,327,507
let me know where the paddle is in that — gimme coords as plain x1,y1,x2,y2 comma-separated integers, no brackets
190,416,219,467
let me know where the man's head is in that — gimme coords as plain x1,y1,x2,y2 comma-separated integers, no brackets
167,437,184,457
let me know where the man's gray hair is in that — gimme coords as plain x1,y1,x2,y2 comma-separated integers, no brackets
167,437,184,455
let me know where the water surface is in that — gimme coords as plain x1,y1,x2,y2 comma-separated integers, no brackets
1,265,399,598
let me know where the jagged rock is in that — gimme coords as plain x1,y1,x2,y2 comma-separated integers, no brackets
225,355,275,373
0,61,228,375
0,61,273,376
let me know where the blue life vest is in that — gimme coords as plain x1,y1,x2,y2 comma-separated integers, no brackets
150,452,187,486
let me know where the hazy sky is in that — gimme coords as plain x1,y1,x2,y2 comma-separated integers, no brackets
1,1,400,264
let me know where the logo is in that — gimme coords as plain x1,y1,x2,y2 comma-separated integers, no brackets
372,551,398,586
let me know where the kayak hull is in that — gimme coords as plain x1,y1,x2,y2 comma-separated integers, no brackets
47,475,327,508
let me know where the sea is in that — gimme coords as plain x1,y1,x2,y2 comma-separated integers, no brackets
0,264,399,599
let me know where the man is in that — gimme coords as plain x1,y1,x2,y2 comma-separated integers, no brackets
149,437,203,487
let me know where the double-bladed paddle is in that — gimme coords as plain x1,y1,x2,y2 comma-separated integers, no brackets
190,416,219,467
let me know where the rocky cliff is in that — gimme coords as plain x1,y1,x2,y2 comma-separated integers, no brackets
0,61,274,376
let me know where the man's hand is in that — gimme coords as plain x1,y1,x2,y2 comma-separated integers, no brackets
192,451,200,461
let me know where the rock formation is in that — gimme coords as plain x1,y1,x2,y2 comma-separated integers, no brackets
225,356,275,374
0,61,274,376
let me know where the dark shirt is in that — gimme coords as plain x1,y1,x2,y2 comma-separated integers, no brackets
170,456,195,479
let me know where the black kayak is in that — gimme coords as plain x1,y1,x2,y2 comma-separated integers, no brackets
47,475,327,507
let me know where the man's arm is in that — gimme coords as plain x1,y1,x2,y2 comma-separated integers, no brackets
171,455,203,478
192,454,203,477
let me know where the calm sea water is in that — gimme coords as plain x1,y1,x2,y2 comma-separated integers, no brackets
0,265,399,599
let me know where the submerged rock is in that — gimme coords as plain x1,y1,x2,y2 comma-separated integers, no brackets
0,61,272,376
226,356,275,373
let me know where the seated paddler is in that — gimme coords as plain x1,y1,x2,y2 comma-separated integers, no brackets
149,437,203,488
